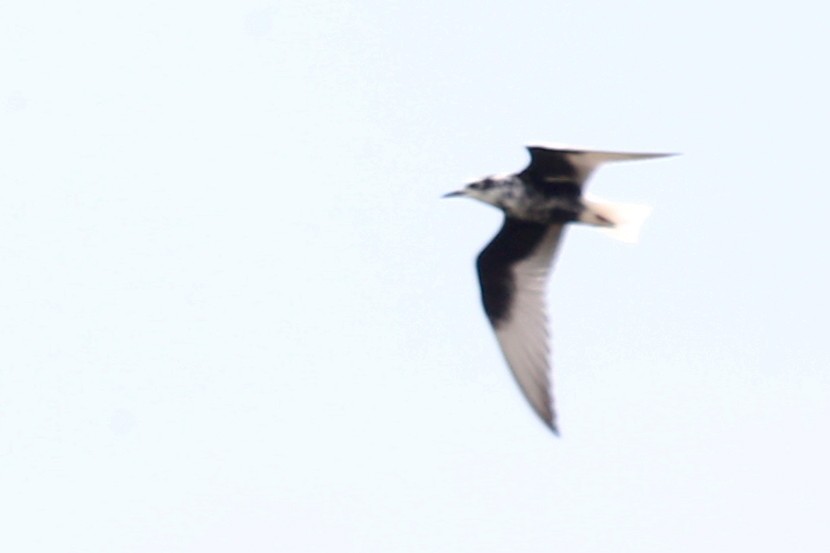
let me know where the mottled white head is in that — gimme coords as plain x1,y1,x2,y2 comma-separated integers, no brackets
443,174,521,210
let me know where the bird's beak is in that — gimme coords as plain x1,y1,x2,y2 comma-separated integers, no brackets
442,190,465,198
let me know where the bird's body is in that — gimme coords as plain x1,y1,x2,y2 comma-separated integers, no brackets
463,174,583,224
446,144,673,434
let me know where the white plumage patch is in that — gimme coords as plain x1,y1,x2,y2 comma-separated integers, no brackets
580,195,654,244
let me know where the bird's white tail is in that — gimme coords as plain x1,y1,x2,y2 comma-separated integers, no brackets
579,196,653,244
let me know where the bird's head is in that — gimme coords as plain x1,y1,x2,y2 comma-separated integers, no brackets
443,175,514,208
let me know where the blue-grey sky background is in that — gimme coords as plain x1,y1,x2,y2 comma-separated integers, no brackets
2,1,829,551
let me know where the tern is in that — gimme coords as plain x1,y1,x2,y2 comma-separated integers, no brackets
445,144,673,434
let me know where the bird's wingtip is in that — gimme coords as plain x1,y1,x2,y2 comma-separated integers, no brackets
544,415,560,436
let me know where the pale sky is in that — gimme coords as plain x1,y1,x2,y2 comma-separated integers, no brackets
2,1,829,552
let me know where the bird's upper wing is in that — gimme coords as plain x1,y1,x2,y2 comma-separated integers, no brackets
476,219,565,433
521,144,674,189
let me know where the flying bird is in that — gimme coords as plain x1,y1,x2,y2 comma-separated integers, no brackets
445,144,673,434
